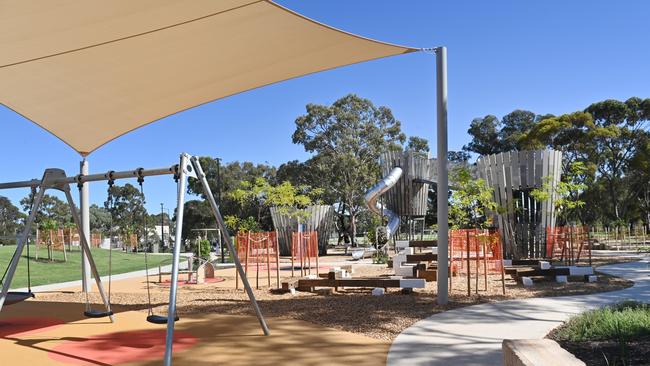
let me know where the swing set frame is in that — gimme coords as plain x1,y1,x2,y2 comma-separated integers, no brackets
0,152,269,366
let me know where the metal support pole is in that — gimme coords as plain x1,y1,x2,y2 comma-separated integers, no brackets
0,181,46,313
190,156,270,335
80,159,92,293
163,155,189,366
435,46,449,305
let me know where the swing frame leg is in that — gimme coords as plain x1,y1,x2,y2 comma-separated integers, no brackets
0,180,46,313
0,169,113,322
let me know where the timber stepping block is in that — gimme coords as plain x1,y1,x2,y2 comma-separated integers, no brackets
406,253,437,262
296,277,425,290
408,240,438,248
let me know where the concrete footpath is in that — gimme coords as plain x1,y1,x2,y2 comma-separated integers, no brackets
387,256,650,366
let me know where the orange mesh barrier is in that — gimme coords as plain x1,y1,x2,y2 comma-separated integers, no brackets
291,231,319,278
546,226,591,265
235,231,280,289
449,228,505,295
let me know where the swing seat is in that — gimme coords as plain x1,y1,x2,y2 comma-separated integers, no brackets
5,291,35,305
83,310,114,318
146,314,179,324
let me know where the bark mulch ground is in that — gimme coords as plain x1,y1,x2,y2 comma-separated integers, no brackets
36,257,633,341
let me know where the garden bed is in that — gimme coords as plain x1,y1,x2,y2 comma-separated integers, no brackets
548,301,650,366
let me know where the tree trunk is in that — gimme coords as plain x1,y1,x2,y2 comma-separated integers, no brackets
350,210,357,247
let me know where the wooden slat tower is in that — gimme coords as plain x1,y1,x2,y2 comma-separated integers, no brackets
476,149,562,259
380,151,436,224
270,205,335,256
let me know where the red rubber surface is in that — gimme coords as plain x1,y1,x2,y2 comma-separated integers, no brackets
0,317,64,337
48,329,197,365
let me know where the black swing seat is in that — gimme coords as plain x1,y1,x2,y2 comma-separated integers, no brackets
146,314,179,324
5,291,35,305
83,310,114,318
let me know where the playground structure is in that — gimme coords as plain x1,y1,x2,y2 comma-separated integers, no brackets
0,154,270,365
378,150,437,240
235,231,280,289
0,1,453,363
476,149,563,259
270,205,336,256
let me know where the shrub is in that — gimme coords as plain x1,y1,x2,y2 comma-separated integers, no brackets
554,301,650,343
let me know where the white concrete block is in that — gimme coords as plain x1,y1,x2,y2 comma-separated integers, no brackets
389,276,403,280
570,266,594,276
587,275,598,283
522,277,534,287
430,247,438,255
503,259,513,267
372,288,385,296
289,288,296,295
305,274,318,279
556,275,568,283
396,240,410,250
539,261,551,270
399,279,426,288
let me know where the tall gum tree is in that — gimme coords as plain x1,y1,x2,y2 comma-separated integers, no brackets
292,94,405,245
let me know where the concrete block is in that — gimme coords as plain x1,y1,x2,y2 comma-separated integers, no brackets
522,277,534,287
389,276,403,280
289,288,296,295
372,288,385,296
396,240,409,250
556,275,568,283
587,275,598,283
503,259,513,266
539,261,551,270
569,266,594,276
503,339,585,366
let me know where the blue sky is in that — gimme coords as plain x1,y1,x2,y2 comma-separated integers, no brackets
1,0,648,213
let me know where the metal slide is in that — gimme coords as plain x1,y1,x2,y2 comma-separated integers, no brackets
365,167,403,239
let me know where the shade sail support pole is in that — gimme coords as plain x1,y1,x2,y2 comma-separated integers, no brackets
435,46,449,305
80,159,92,294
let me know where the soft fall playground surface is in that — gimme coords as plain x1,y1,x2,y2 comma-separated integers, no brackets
0,299,389,365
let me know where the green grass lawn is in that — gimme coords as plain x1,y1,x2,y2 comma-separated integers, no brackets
0,245,172,289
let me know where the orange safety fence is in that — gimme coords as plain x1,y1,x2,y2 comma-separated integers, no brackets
546,225,591,265
449,228,505,295
235,231,280,289
291,231,319,278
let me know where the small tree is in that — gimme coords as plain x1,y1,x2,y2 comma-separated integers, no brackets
448,167,497,229
531,162,588,225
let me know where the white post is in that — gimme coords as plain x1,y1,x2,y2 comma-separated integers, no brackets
80,159,92,293
435,46,449,305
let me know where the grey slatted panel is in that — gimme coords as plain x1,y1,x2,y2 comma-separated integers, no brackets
511,150,521,189
534,150,543,187
527,150,535,190
540,150,550,245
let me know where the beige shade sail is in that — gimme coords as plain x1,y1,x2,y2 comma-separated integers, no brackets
0,0,418,156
